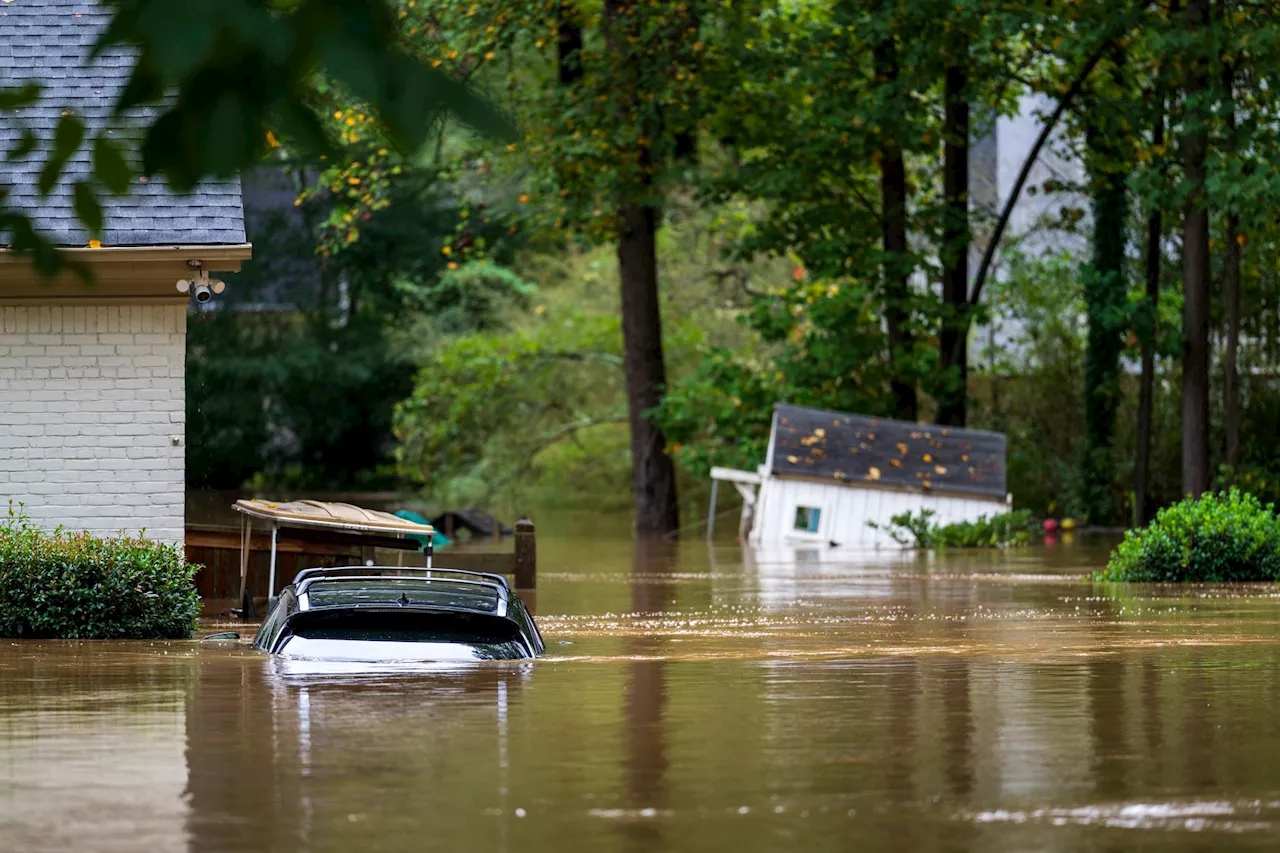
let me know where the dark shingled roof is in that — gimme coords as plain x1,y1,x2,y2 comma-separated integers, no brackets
0,0,245,246
768,404,1008,500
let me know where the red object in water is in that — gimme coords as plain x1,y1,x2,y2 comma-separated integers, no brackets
1043,518,1059,532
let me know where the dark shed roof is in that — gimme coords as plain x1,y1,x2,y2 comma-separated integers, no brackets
768,404,1008,500
0,0,245,246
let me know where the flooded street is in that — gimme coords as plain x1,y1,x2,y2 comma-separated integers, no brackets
5,526,1280,851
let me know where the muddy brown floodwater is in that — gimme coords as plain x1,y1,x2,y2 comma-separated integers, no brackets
5,525,1280,852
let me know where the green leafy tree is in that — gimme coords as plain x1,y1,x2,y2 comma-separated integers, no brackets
1,0,508,270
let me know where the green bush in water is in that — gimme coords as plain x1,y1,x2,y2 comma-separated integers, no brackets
1097,489,1280,582
868,508,1035,549
0,503,201,639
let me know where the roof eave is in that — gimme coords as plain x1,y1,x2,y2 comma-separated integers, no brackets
0,243,253,266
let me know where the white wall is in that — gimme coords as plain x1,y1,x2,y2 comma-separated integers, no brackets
752,476,1007,551
0,304,186,543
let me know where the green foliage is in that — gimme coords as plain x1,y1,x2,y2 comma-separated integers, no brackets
187,162,529,490
1098,489,1280,583
0,504,200,640
4,0,510,275
653,348,776,477
393,308,627,505
868,508,1035,549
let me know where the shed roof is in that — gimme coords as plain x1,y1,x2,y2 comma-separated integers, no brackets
0,0,246,247
768,404,1008,500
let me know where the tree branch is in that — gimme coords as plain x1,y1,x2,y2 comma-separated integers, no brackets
949,2,1152,367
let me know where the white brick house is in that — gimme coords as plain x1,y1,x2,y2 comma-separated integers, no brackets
0,0,250,543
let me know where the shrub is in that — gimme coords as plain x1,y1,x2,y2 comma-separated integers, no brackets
1097,489,1280,582
0,503,201,639
868,508,1035,549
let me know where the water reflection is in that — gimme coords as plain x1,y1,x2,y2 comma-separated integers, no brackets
620,536,676,850
4,534,1280,851
185,655,533,853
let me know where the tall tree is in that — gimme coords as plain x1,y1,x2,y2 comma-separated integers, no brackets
1134,91,1165,526
1222,56,1243,468
1181,0,1212,497
937,37,970,428
872,13,919,422
1079,50,1132,525
602,0,681,534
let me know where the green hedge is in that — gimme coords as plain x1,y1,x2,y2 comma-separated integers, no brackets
1097,489,1280,582
0,504,201,639
868,508,1035,548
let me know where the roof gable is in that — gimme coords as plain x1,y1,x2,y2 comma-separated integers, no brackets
0,0,245,247
768,404,1008,500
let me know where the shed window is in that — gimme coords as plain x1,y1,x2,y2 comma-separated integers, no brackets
793,506,822,533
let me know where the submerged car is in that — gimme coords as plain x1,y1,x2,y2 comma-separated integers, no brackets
251,567,544,662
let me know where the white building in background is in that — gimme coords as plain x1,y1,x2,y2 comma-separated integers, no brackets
711,404,1012,553
972,94,1091,362
0,0,250,543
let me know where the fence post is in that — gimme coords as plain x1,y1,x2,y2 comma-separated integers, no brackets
514,518,536,591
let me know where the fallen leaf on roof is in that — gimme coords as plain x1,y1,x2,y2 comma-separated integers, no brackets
867,467,881,480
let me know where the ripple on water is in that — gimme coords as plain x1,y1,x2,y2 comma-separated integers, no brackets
968,800,1280,833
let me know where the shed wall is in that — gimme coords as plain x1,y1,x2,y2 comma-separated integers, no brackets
0,304,186,543
752,477,1007,550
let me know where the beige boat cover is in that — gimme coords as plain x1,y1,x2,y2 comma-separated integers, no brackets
233,499,433,535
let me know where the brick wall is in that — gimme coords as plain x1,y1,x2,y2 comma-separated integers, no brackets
0,304,186,543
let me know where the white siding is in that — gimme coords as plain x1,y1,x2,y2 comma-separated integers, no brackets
751,476,1007,551
0,304,186,543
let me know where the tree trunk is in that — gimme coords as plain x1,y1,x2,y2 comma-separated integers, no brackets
1181,0,1211,497
1081,121,1130,526
873,30,918,422
1223,211,1241,467
602,0,680,535
1222,59,1242,469
618,202,680,534
938,54,970,428
557,3,583,85
1134,99,1164,527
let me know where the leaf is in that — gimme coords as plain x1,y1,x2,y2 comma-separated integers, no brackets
6,127,38,162
92,135,133,195
0,83,41,110
317,38,514,152
37,113,86,197
73,181,104,237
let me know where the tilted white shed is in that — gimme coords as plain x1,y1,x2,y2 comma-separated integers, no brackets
711,404,1012,551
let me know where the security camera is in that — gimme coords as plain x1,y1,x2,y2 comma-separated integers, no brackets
176,270,227,303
